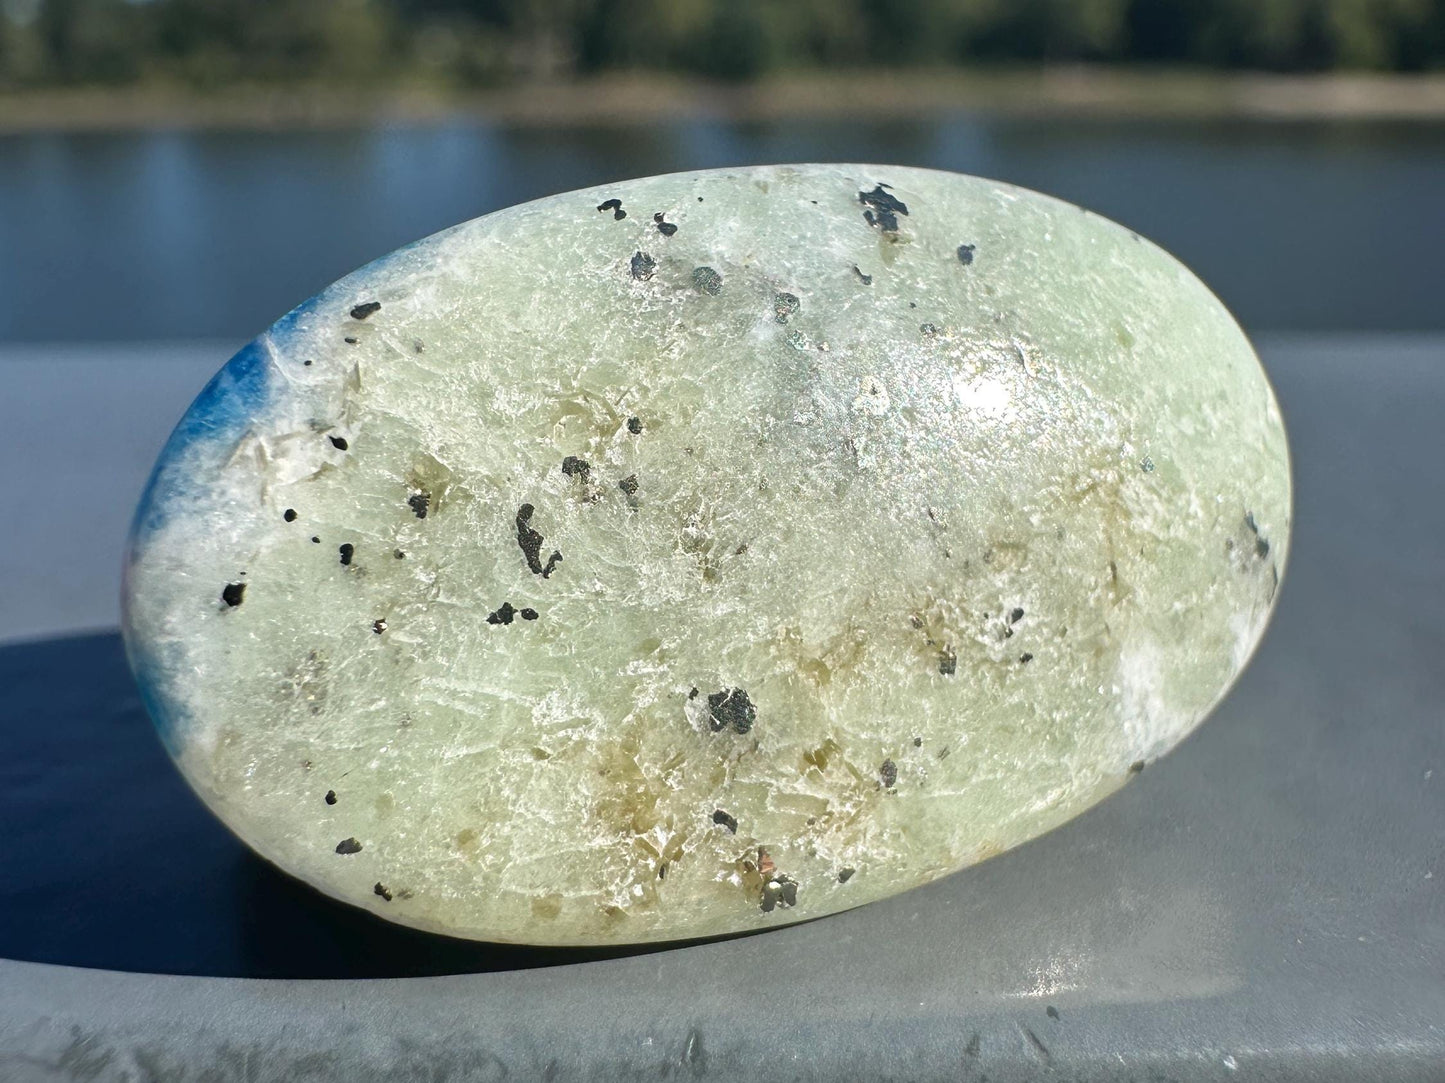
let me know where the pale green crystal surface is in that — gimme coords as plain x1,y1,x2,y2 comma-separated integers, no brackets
123,164,1290,945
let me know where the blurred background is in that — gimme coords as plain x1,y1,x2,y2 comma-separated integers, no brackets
3,0,1445,341
1,2,1442,640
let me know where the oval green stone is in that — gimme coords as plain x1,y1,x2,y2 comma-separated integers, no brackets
123,164,1291,945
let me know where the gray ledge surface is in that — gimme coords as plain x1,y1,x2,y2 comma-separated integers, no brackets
2,336,1443,1081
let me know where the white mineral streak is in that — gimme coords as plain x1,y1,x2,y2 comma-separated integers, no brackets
122,164,1291,944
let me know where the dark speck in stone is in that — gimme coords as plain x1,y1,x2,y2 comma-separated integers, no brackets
761,874,799,912
373,882,393,901
394,549,405,559
706,688,756,734
627,416,643,434
692,266,723,295
335,838,362,855
1009,607,1025,624
597,198,625,220
630,251,656,281
920,322,941,337
1020,653,1034,664
338,543,354,566
618,474,639,497
516,504,564,578
350,301,382,320
658,864,667,880
325,790,337,805
655,215,678,237
1245,511,1271,558
712,809,738,833
859,184,909,232
487,602,518,626
957,244,976,265
303,359,313,366
1047,1006,1060,1020
773,292,800,324
853,264,872,285
838,867,855,884
312,536,321,544
520,607,539,621
329,435,349,451
561,456,592,481
913,736,923,747
938,649,957,676
372,619,387,634
283,508,297,522
221,582,245,608
688,687,700,700
408,492,430,519
880,759,898,788
1129,759,1146,774
344,337,358,345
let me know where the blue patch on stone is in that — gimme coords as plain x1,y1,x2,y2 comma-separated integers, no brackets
128,337,273,545
123,336,280,747
126,639,186,757
175,338,271,443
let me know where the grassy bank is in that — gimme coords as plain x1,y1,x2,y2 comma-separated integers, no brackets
3,67,1445,132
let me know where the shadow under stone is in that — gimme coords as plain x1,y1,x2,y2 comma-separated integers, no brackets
0,631,720,978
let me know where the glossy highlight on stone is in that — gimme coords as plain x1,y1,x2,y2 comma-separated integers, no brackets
122,164,1291,945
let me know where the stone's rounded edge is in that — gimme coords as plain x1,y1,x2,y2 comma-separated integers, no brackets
830,164,1296,776
196,797,886,949
125,338,269,552
948,148,1297,772
288,865,873,950
121,334,278,755
118,276,367,751
1177,363,1295,766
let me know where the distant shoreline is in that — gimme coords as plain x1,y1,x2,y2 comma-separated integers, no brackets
4,67,1445,132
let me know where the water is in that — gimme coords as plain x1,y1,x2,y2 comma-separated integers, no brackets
1,115,1443,342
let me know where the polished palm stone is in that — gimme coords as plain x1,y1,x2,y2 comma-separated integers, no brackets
123,164,1291,945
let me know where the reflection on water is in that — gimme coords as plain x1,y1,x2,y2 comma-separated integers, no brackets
1,116,1442,341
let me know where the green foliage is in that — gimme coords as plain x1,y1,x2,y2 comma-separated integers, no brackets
0,0,1442,89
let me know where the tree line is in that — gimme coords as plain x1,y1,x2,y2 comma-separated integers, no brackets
2,0,1442,89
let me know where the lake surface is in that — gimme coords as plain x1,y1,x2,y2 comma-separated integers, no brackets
1,115,1443,341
